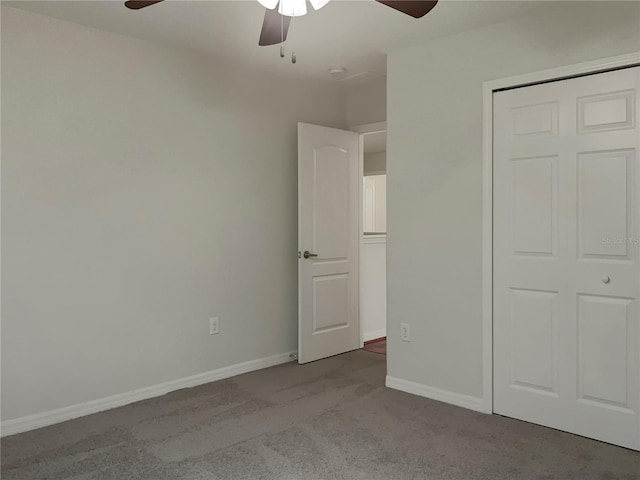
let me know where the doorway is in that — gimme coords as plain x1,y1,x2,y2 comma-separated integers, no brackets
357,124,387,356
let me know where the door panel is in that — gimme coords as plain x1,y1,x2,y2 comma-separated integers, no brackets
577,294,633,410
510,156,558,257
578,89,635,134
313,145,350,259
494,66,640,450
313,274,349,333
577,149,634,260
509,288,558,394
298,123,359,364
512,101,559,136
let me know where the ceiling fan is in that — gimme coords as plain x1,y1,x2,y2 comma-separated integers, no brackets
124,0,438,47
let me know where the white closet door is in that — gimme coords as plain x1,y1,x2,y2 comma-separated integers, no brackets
493,67,640,450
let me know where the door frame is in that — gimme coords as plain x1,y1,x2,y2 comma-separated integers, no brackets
352,121,387,347
481,52,640,415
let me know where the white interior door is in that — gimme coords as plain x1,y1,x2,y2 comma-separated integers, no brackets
493,66,640,450
298,123,360,363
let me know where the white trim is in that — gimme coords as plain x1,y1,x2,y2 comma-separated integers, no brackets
386,376,484,413
363,235,387,245
363,328,387,343
297,124,304,363
1,351,296,437
351,121,387,135
481,52,640,416
358,128,365,347
481,70,495,415
483,52,640,96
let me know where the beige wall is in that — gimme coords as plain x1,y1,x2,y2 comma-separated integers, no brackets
386,1,640,399
1,6,346,421
364,151,386,175
346,77,387,128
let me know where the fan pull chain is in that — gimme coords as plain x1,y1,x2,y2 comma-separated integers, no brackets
280,10,285,58
290,14,296,64
280,19,285,57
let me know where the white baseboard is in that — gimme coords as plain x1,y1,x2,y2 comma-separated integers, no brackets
1,351,296,437
362,329,386,343
385,375,485,413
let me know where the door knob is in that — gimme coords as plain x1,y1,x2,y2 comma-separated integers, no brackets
303,251,318,259
602,276,611,284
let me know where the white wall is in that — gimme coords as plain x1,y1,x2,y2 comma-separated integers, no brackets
387,1,640,400
1,7,346,422
346,77,387,128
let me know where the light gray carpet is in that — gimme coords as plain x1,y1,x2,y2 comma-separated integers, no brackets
2,350,638,479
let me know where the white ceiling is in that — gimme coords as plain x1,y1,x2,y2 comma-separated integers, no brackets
7,0,546,84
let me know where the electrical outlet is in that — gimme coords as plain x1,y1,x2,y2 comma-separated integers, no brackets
400,323,410,342
209,317,220,335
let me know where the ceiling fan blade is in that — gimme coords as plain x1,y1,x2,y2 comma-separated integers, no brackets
375,0,438,18
259,8,291,46
124,0,164,10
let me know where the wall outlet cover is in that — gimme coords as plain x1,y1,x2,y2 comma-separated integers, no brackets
400,323,410,342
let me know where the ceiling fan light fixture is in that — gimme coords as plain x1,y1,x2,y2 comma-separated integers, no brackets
256,0,279,9
278,0,307,17
308,0,330,10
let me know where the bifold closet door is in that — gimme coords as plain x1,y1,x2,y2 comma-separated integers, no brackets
493,67,640,450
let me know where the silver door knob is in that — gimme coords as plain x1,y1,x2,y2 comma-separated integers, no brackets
303,251,318,259
602,276,611,284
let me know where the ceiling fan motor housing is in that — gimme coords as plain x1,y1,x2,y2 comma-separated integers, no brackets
257,0,331,17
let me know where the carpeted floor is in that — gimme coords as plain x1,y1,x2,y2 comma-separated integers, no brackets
2,350,638,480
